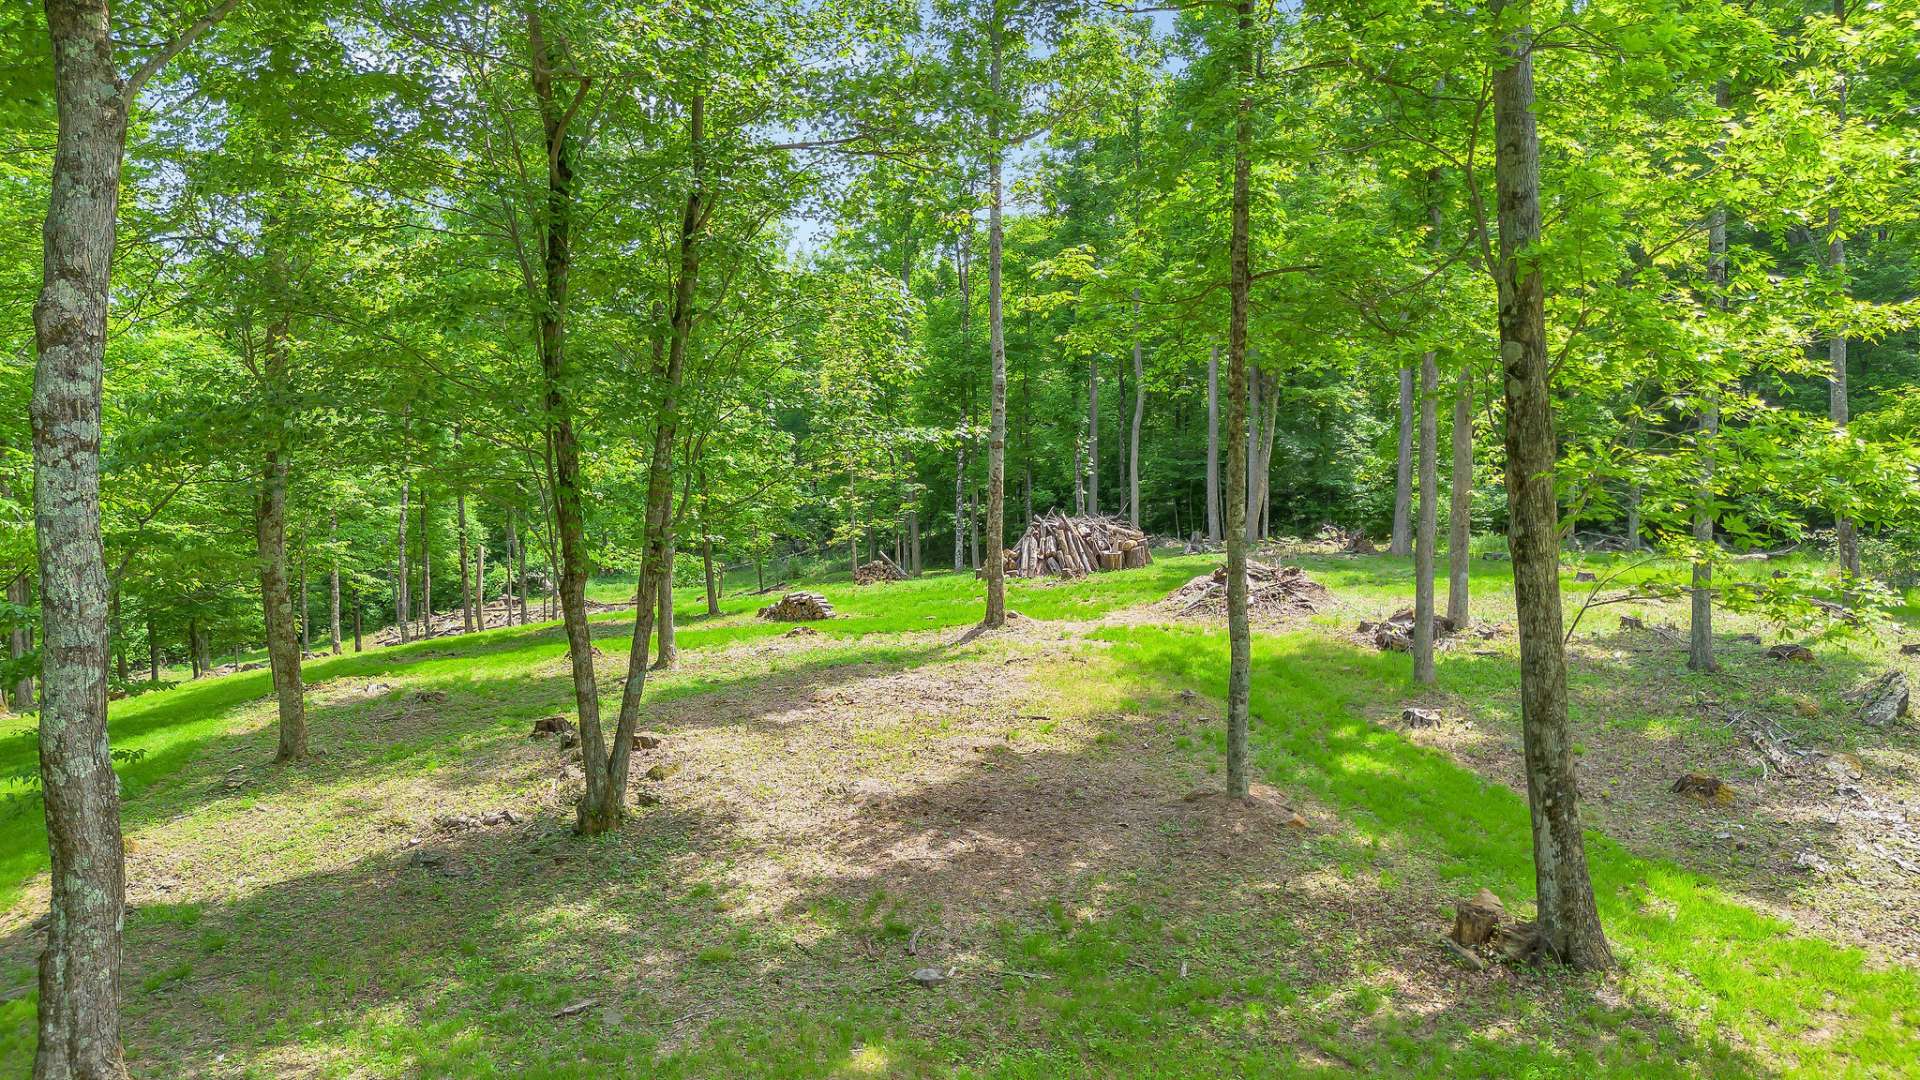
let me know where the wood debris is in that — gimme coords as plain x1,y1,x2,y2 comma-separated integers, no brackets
1168,562,1328,619
1844,672,1910,728
1359,608,1459,652
758,592,834,621
1006,511,1151,578
853,554,907,585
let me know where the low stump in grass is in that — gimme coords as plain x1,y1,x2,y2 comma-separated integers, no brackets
1672,773,1735,806
1844,671,1910,729
1767,643,1816,663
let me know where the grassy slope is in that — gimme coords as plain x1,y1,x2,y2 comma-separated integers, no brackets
0,553,1913,1076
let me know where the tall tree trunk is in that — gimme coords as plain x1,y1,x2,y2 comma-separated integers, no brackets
1413,348,1440,685
1623,483,1643,551
7,574,30,708
298,547,309,654
1691,81,1731,673
351,591,362,653
190,618,211,676
146,618,157,684
328,512,342,656
30,3,138,1070
395,476,410,644
1491,5,1613,969
652,537,676,669
701,475,719,617
1129,294,1144,529
1223,0,1254,800
1390,364,1414,556
1447,368,1473,627
953,445,966,571
475,534,487,627
513,507,528,626
969,485,980,570
588,90,704,835
982,8,1008,629
1206,345,1222,541
419,486,433,638
457,490,473,633
256,320,305,762
1086,358,1100,517
528,12,603,832
1827,14,1859,587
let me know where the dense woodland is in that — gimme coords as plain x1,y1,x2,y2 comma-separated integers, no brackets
4,0,1919,1075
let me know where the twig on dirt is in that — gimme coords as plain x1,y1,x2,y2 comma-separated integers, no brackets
551,998,598,1019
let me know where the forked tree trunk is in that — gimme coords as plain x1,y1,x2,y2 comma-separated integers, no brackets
1223,0,1255,800
982,10,1008,630
1447,367,1473,627
1390,364,1414,556
1206,345,1222,541
584,91,704,835
1491,5,1613,970
528,13,604,834
31,5,132,1069
1413,347,1440,686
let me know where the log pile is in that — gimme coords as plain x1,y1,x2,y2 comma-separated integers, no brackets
1007,512,1151,578
853,555,907,585
1167,562,1329,619
758,592,834,621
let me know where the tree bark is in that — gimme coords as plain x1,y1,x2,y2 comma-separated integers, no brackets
701,476,719,617
1391,364,1414,556
457,490,473,633
1206,345,1222,542
953,445,966,571
31,5,132,1070
1414,347,1440,685
328,512,341,655
1086,358,1100,517
1691,79,1732,674
419,485,433,639
1491,6,1613,969
1447,367,1473,627
395,476,410,644
528,12,603,833
585,89,704,835
652,536,676,669
256,316,306,762
1130,292,1144,529
1224,0,1254,800
982,8,1008,629
146,618,157,684
9,574,34,708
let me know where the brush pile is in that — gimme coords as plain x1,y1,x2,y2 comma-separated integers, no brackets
1007,511,1151,577
758,592,834,621
853,555,907,585
1167,562,1329,619
1359,608,1460,652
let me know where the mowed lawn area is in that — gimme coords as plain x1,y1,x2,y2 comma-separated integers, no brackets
0,550,1915,1077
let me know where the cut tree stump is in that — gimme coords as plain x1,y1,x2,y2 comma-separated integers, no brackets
1766,643,1815,663
1451,888,1507,946
1671,773,1735,806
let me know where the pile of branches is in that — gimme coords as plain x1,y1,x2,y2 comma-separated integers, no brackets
1007,511,1151,578
1169,562,1329,618
853,555,907,585
758,592,834,621
1359,608,1460,652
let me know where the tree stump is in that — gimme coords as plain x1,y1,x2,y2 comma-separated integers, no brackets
1450,888,1507,947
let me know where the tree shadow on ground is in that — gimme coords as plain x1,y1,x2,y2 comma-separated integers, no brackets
0,622,1823,1076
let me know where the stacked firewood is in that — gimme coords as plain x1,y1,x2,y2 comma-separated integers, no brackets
853,555,907,585
758,592,834,621
1006,512,1152,578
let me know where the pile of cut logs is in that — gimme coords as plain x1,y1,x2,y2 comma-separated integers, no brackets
1006,512,1152,578
758,592,834,621
853,555,907,585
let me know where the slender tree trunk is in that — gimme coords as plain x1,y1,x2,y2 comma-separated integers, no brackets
1130,293,1144,529
1491,6,1613,969
328,512,341,655
351,592,362,653
1391,364,1414,556
653,537,676,669
457,490,473,633
701,476,720,618
953,445,966,571
969,486,981,570
395,476,410,644
146,618,157,684
1087,358,1100,517
1224,0,1254,800
419,486,433,639
1447,368,1473,627
1827,50,1858,586
1413,348,1440,685
588,91,705,835
190,619,211,676
513,507,528,626
29,4,133,1069
1691,81,1732,673
982,10,1008,628
1206,345,1222,541
298,548,309,654
1624,484,1643,551
476,536,487,627
8,574,30,708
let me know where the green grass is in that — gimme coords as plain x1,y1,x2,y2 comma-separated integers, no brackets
0,550,1915,1076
